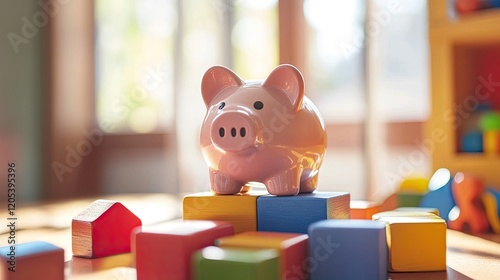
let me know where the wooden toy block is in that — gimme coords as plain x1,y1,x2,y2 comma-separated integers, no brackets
483,131,499,155
72,199,142,258
132,220,234,280
308,220,388,280
257,192,350,234
215,231,308,280
480,111,500,131
419,168,456,221
379,193,398,211
372,211,438,220
0,241,64,280
397,192,424,207
399,177,429,194
461,131,483,153
397,177,429,207
373,214,446,272
448,173,490,233
483,191,500,233
396,207,440,216
193,246,279,280
350,200,382,220
183,191,267,233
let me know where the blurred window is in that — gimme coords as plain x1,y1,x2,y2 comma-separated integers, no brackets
95,0,176,133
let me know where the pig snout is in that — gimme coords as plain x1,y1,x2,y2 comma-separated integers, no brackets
210,111,257,152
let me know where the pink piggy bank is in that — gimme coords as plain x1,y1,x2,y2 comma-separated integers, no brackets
200,64,327,196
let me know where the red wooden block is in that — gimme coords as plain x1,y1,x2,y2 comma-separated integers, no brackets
448,173,490,233
72,200,142,258
132,220,234,280
0,241,64,280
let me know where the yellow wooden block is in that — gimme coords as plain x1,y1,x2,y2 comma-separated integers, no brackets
183,191,267,233
399,177,429,194
216,231,309,279
483,131,499,155
482,192,500,234
395,207,440,216
374,214,446,272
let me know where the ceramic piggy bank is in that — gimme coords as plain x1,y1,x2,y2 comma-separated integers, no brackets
200,64,327,196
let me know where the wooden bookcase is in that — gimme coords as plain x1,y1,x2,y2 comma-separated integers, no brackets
427,0,500,189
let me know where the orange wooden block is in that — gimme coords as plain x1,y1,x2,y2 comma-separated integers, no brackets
215,231,308,280
72,200,142,258
448,173,490,233
0,241,64,280
132,220,234,280
350,200,382,220
380,193,398,212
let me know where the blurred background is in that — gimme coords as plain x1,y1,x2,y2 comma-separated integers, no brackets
0,0,431,203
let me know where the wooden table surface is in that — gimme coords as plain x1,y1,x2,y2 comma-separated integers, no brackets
1,193,499,279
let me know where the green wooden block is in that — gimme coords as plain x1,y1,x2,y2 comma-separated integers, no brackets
480,111,500,131
193,246,279,280
397,193,424,207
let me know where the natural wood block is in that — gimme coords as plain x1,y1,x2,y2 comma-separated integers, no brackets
216,231,308,280
72,200,142,258
193,246,279,280
0,241,64,280
183,191,267,233
374,214,446,272
449,173,489,233
350,200,382,220
257,192,350,234
372,211,438,220
132,220,234,280
396,207,440,216
308,220,388,280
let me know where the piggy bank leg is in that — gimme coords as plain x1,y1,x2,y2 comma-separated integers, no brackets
265,167,301,196
209,169,244,194
299,172,318,193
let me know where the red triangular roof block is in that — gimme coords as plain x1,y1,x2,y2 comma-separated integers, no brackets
72,200,142,258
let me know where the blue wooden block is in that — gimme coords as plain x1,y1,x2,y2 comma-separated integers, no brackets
419,168,456,221
257,192,350,234
461,131,483,153
0,241,64,280
308,220,388,280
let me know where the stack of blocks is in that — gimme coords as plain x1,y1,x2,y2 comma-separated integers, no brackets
397,177,429,207
182,190,351,279
0,188,454,279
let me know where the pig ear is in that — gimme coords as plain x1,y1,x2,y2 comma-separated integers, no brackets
201,66,243,107
262,64,305,111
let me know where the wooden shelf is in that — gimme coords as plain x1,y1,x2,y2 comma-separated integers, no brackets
427,0,500,189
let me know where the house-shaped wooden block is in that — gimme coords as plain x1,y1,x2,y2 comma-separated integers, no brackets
72,199,142,258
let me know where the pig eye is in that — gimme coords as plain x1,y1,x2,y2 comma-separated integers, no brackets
218,102,225,110
253,101,264,110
